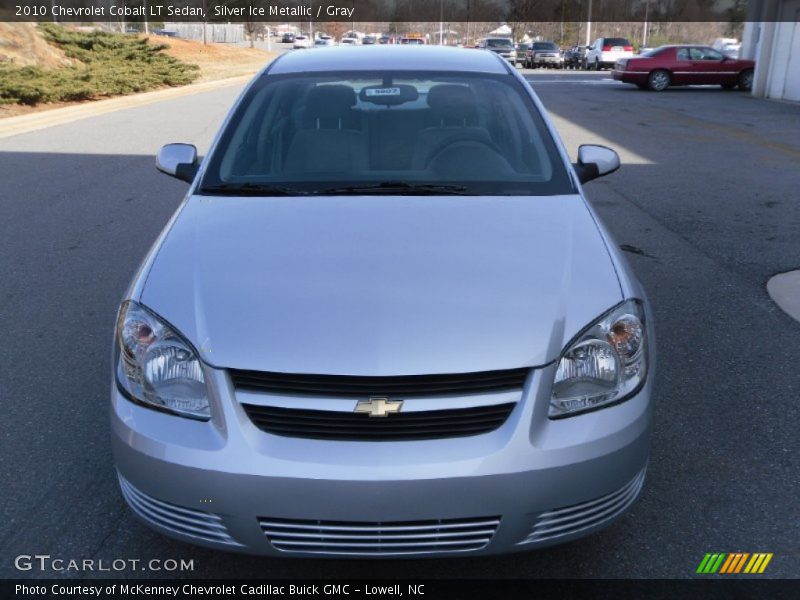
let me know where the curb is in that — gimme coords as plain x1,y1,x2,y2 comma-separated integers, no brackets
0,74,253,140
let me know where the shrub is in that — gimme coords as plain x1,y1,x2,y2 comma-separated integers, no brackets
0,25,199,106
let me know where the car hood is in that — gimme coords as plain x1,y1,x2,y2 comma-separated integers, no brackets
140,195,621,375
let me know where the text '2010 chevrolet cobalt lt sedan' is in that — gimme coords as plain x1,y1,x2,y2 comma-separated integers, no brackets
112,46,654,557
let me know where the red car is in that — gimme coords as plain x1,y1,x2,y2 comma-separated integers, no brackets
613,45,755,91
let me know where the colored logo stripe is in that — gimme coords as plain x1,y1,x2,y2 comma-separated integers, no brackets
697,552,773,574
697,553,726,573
744,553,773,574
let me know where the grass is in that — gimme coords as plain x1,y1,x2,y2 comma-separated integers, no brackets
0,24,199,106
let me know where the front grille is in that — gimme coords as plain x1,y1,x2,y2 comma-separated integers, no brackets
118,474,240,546
519,467,646,545
229,367,529,398
259,516,501,556
242,402,515,441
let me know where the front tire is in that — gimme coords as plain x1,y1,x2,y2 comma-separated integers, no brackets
738,69,754,91
648,69,671,91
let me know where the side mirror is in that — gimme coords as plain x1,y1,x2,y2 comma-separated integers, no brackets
573,144,620,183
156,143,198,183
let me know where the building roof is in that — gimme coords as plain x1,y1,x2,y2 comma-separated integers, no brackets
268,45,510,75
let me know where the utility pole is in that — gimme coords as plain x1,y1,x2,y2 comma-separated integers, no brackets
585,0,593,46
439,0,444,45
202,0,207,45
642,0,650,47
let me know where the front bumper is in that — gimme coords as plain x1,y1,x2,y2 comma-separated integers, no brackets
111,357,653,557
533,56,563,66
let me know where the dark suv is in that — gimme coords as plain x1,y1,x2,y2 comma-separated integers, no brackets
479,37,517,63
525,42,563,69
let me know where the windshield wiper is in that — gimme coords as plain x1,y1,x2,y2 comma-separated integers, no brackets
199,183,309,196
313,182,469,196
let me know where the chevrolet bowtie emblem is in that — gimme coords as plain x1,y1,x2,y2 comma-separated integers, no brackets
354,397,403,418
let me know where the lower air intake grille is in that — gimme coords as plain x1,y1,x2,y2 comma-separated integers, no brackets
118,474,240,546
242,402,515,441
520,467,646,544
259,516,501,556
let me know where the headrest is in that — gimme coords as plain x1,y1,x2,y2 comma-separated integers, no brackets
426,84,478,120
359,84,419,106
305,84,357,119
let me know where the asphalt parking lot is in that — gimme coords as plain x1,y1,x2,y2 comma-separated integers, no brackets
1,69,799,579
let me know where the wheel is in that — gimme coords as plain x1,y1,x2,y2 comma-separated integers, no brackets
738,69,754,91
648,69,671,91
594,59,600,71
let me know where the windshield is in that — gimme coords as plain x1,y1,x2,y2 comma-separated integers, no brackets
532,42,558,51
486,38,513,48
200,71,573,196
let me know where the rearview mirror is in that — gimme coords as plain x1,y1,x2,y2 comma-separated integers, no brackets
156,143,198,183
573,144,620,184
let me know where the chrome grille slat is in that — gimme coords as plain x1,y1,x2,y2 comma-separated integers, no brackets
118,475,240,546
535,474,641,522
263,529,497,541
259,515,500,556
519,468,646,545
260,518,501,532
530,484,641,536
271,538,491,548
124,490,229,532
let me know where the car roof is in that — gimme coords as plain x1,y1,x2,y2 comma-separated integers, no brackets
268,46,509,75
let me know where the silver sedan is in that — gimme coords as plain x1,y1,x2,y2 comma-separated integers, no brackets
112,46,654,557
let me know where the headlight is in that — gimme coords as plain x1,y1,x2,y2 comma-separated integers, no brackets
550,299,647,418
115,300,210,420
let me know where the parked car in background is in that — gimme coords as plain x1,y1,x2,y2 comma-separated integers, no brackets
314,38,335,48
479,37,517,63
292,35,311,49
586,37,634,70
362,35,376,45
340,37,359,46
400,36,425,45
379,36,391,44
281,32,295,44
720,43,741,58
525,41,563,69
712,38,739,53
118,45,654,558
515,43,531,66
613,45,755,91
563,45,586,69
